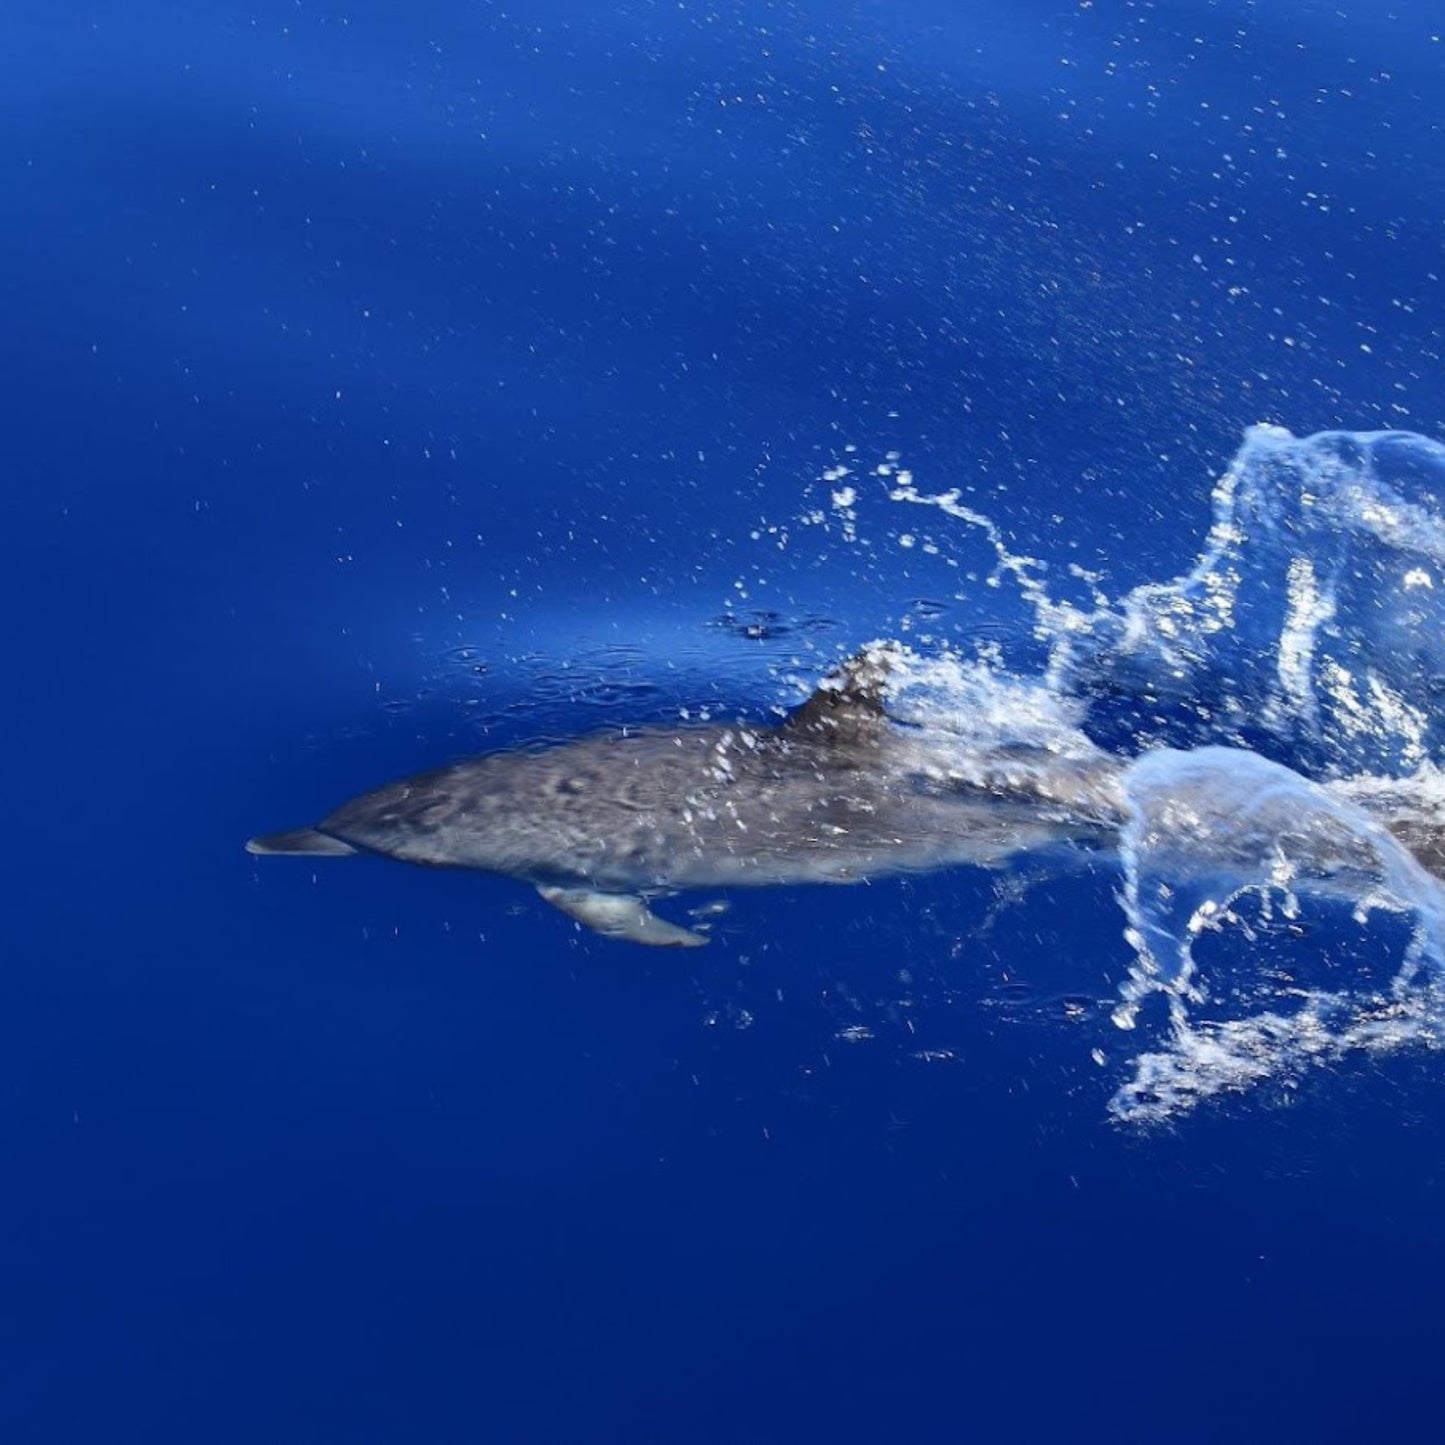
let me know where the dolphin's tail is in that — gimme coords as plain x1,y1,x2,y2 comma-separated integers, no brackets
246,827,359,857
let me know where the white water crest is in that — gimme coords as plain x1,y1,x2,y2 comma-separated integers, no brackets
871,426,1445,1121
1054,425,1445,777
1110,747,1445,1122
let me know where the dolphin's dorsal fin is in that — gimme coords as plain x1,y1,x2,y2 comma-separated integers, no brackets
783,643,897,741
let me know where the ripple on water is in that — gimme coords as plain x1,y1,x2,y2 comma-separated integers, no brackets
441,644,490,676
710,609,839,641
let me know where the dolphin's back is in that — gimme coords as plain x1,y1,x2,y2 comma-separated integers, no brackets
310,718,1113,892
314,729,811,886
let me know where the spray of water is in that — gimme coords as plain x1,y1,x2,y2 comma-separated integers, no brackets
857,426,1445,1120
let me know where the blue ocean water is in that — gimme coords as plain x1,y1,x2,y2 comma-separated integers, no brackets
7,2,1445,1441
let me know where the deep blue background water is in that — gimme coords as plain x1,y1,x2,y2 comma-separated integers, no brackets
6,2,1445,1441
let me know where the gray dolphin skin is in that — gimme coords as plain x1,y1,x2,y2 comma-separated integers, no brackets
247,644,1128,946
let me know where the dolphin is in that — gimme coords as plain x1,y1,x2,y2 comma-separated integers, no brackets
247,644,1129,946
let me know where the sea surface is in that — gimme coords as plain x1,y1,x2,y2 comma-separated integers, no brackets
6,2,1445,1441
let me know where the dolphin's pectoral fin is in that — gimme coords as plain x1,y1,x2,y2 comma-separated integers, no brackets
536,885,709,948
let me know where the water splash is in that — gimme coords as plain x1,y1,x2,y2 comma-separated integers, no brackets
1055,426,1445,777
1109,747,1445,1122
877,425,1445,1121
